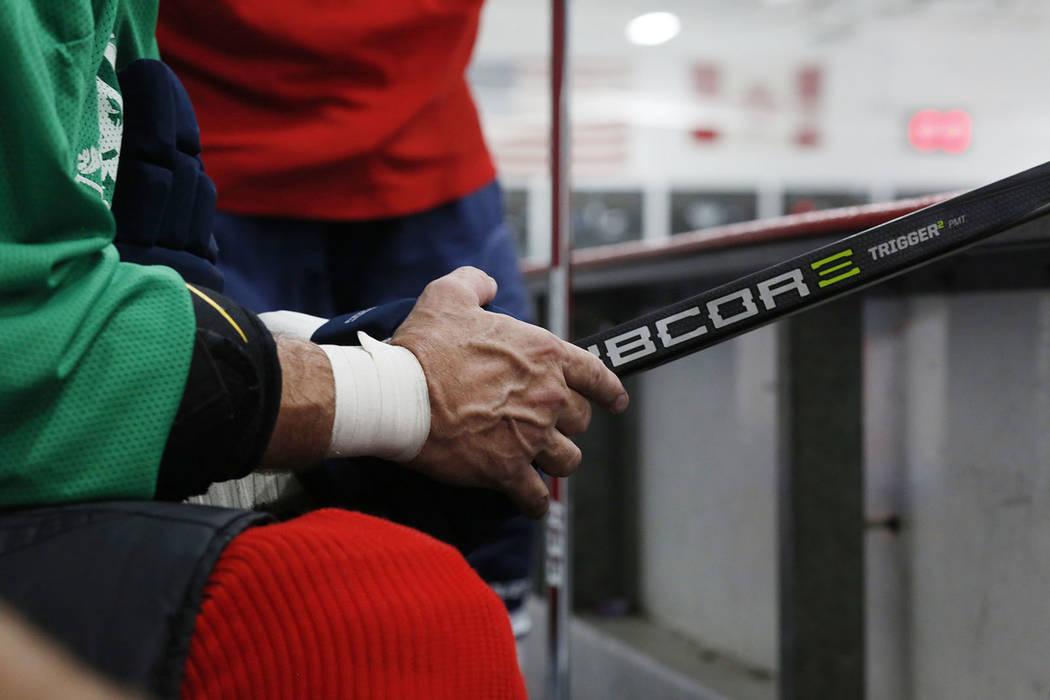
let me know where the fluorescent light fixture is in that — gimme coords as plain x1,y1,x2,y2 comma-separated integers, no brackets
626,12,681,46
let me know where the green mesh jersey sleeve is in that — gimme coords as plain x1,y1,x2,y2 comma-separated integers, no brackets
114,0,161,67
0,0,195,506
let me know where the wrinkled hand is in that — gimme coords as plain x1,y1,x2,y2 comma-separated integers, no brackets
391,267,629,518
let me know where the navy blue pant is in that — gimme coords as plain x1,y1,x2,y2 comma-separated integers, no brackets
213,180,535,613
214,181,530,318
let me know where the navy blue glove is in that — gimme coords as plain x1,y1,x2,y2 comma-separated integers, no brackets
112,59,222,290
311,298,512,345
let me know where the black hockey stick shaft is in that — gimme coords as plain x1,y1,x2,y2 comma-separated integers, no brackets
576,159,1050,378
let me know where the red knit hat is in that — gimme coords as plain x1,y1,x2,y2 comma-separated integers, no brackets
182,509,527,699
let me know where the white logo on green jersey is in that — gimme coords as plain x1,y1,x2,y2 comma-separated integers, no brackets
74,37,122,207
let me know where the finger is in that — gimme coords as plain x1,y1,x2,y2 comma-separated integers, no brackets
502,464,551,519
534,432,583,478
555,390,592,436
561,343,629,413
433,266,498,307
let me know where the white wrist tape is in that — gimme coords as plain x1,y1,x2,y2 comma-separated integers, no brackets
258,310,328,340
320,332,430,462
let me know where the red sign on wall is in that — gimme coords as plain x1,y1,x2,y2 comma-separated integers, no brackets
908,109,972,154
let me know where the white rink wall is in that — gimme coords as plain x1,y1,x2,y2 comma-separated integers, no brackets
864,292,1050,700
473,0,1050,257
590,290,1050,700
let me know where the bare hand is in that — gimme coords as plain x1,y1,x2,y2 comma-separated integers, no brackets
391,267,629,518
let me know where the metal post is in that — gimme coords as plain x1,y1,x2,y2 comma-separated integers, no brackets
546,0,572,698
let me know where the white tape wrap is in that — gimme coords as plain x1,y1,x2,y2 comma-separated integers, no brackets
257,310,328,340
320,332,430,462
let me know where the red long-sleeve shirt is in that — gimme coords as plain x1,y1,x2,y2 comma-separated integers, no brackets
157,1,496,221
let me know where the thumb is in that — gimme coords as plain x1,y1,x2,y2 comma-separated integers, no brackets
446,266,498,307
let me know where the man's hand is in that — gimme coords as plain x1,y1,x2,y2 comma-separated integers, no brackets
391,267,629,518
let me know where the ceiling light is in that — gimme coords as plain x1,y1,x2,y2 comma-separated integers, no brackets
626,12,681,46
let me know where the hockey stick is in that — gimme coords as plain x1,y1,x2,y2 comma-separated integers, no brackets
577,159,1050,378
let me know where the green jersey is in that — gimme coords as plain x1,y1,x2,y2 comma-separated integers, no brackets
0,0,194,506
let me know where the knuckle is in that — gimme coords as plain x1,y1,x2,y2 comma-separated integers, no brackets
538,331,564,357
529,489,550,517
493,459,523,490
455,266,487,288
560,405,590,437
587,357,608,389
550,386,571,412
576,402,593,431
535,382,570,415
427,276,455,295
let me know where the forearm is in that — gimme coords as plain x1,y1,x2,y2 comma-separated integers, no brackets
161,302,420,493
261,336,335,470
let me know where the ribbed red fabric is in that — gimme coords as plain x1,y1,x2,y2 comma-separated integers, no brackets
181,509,527,699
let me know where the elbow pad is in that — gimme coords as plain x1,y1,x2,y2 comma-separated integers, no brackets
155,285,282,500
